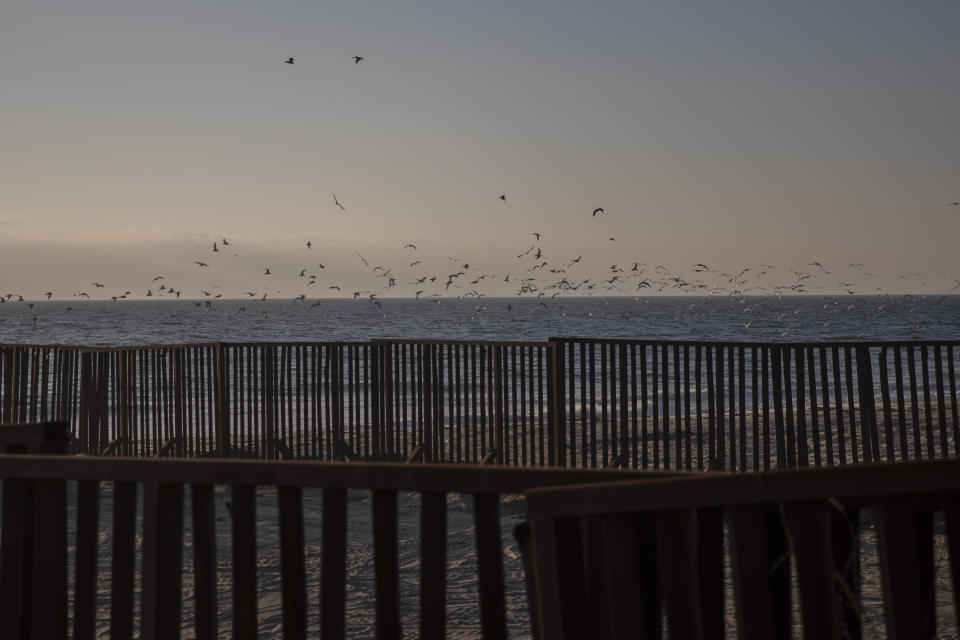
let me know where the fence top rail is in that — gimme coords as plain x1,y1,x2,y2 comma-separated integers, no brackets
5,338,960,352
0,455,679,493
525,459,960,519
549,336,960,349
372,338,556,348
72,340,377,353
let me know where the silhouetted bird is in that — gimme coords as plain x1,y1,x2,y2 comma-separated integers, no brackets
353,56,364,64
499,194,506,202
194,262,209,268
45,292,53,299
592,208,604,216
264,268,271,275
285,57,294,64
950,202,960,206
333,193,346,210
306,240,312,249
212,242,218,252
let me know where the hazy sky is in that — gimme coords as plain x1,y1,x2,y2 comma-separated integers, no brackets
2,1,958,299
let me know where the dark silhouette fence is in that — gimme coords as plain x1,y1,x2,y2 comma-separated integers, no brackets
520,458,960,639
0,454,657,639
2,339,959,469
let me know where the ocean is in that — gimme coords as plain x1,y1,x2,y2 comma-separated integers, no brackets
2,294,960,346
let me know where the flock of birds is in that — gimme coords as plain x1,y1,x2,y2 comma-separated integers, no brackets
2,54,958,328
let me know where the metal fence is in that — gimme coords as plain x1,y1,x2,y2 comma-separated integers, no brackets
3,338,959,469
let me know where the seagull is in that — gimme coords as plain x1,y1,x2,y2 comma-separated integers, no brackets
353,56,364,64
194,261,209,268
532,232,540,241
285,57,294,64
592,208,604,216
264,268,271,275
354,251,368,266
332,193,346,210
404,243,417,250
306,240,312,249
212,242,218,252
222,238,230,246
91,282,104,288
950,202,960,206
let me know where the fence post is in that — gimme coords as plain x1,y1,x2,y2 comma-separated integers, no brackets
422,344,433,463
493,346,504,465
1,348,12,423
214,343,230,457
383,343,395,459
267,345,279,459
547,340,565,467
855,345,878,463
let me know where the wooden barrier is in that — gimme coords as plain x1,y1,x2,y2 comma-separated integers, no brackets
0,454,670,639
3,339,960,469
522,458,960,639
551,338,960,471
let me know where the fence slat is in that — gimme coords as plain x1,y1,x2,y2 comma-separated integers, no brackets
474,492,507,640
420,491,448,640
30,478,68,640
73,480,100,640
321,487,347,640
231,484,258,640
279,486,306,640
191,483,218,640
373,489,401,639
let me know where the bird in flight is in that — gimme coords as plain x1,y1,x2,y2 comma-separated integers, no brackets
91,282,104,288
194,261,209,268
950,202,960,206
499,194,506,202
592,207,604,217
285,57,294,64
332,193,346,210
353,56,364,64
532,232,540,241
306,240,312,249
404,243,417,250
212,242,219,252
264,268,272,275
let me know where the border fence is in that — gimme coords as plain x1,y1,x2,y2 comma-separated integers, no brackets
2,338,959,470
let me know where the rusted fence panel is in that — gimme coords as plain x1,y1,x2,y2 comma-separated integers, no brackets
3,339,960,468
552,338,960,471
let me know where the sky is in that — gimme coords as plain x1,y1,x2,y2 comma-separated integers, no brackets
2,1,959,300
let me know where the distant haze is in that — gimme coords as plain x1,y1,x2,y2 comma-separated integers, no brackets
2,1,958,300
